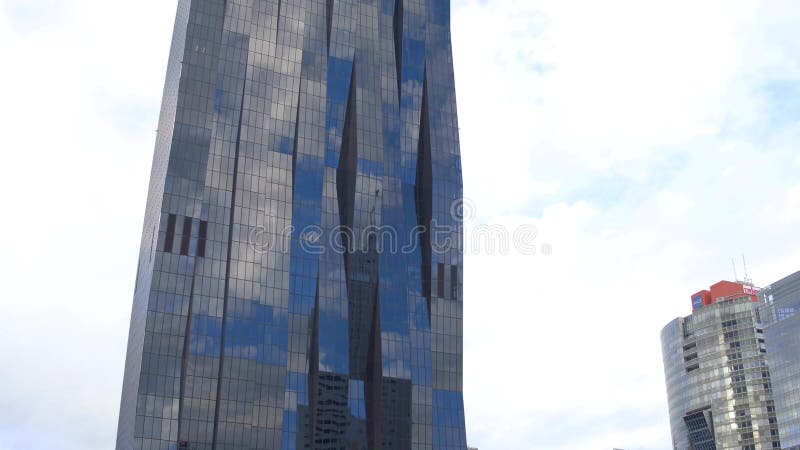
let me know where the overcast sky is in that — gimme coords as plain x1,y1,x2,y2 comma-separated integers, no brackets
1,1,799,449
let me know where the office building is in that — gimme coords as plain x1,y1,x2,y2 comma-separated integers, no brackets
759,270,800,449
661,281,780,449
116,1,467,449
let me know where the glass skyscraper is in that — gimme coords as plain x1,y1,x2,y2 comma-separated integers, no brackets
116,1,466,449
759,270,800,450
661,289,780,449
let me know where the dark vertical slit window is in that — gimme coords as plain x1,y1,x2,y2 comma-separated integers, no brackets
149,225,156,260
197,221,208,257
337,59,358,282
437,263,445,299
393,0,404,100
326,0,334,51
164,214,177,253
212,60,249,445
180,216,192,255
416,71,433,303
450,265,458,300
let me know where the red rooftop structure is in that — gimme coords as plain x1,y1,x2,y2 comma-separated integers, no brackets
691,280,759,310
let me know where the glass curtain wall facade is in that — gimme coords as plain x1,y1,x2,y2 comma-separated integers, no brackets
116,1,466,449
759,270,800,450
661,297,780,450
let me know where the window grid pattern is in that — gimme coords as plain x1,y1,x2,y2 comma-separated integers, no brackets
758,271,800,449
661,298,780,450
117,1,466,450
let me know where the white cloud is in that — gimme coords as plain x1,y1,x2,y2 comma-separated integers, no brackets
454,0,800,448
0,1,175,448
656,190,696,221
778,185,800,223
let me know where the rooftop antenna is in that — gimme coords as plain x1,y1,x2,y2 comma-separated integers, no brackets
742,254,753,285
732,258,740,282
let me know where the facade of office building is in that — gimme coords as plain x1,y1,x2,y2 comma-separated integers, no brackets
759,271,800,449
116,1,467,449
661,288,780,450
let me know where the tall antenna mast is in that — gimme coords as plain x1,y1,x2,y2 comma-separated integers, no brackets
742,254,752,285
732,258,739,282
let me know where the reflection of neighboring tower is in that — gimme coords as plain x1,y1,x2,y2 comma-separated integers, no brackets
116,1,468,449
758,270,800,449
661,281,780,450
